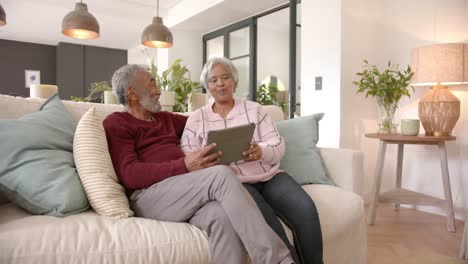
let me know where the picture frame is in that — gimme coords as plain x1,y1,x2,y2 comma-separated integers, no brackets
25,70,41,88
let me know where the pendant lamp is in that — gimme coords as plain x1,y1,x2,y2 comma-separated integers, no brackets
141,0,173,48
62,1,100,39
0,4,6,26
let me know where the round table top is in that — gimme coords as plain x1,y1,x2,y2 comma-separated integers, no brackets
365,133,456,143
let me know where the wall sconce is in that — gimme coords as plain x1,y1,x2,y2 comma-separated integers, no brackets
411,43,468,136
62,1,100,39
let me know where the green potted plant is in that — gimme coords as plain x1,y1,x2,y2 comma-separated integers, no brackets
257,82,286,112
143,50,201,112
353,60,414,134
70,81,114,103
160,59,202,112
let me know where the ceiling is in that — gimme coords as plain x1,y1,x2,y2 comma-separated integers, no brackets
0,0,290,50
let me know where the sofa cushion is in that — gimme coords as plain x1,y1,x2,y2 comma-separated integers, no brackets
0,94,125,124
0,94,89,216
74,107,134,219
276,113,334,185
0,203,210,264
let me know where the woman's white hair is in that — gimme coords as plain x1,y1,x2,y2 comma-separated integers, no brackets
200,57,239,89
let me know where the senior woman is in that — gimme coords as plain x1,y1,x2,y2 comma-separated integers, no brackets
181,57,323,264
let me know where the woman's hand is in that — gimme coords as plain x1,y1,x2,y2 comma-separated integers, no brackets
243,142,262,162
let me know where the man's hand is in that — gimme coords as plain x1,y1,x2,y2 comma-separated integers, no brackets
184,143,222,172
243,142,262,162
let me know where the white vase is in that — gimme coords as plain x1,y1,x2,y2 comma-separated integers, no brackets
377,98,398,134
160,91,175,112
188,93,208,112
103,91,118,104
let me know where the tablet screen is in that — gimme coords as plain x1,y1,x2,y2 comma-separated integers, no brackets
206,123,256,165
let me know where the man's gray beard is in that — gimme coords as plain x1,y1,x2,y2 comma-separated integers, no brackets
139,94,161,113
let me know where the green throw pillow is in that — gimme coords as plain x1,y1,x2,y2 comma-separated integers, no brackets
0,93,89,216
276,113,334,185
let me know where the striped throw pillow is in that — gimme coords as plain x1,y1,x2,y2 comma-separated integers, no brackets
73,107,133,218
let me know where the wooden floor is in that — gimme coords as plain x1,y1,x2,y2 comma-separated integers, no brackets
367,203,465,264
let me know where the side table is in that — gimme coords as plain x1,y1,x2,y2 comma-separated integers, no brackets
366,133,456,232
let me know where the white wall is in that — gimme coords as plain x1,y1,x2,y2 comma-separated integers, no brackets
301,0,342,148
127,46,158,66
168,29,204,82
339,0,468,219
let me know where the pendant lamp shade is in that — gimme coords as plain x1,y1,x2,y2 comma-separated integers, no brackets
0,4,6,26
141,0,173,48
62,2,100,39
141,16,173,48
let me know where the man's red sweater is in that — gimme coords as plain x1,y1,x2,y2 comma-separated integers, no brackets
103,111,189,193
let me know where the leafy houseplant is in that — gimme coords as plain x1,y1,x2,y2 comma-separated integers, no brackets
143,50,200,112
257,82,286,112
353,60,414,134
159,59,201,112
70,81,112,103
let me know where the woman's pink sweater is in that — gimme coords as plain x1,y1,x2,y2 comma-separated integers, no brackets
181,99,284,183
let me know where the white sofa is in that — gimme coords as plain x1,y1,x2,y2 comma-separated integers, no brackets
0,94,367,264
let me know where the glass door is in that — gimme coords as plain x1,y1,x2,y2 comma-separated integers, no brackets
229,27,251,99
206,36,224,59
203,18,255,100
202,2,300,117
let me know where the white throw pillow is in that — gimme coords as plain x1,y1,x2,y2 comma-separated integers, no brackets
74,107,134,218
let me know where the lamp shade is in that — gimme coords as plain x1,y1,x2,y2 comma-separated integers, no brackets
411,43,467,86
0,4,6,26
62,2,100,39
141,16,173,48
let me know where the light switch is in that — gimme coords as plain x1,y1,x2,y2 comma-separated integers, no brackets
315,76,322,90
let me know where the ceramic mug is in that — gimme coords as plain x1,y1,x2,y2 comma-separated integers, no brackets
400,119,420,136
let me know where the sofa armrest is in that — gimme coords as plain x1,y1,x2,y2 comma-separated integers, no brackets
319,147,364,195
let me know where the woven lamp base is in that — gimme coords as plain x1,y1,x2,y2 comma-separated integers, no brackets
418,85,460,136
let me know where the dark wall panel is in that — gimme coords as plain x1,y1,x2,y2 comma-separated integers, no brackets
0,39,56,97
0,40,127,100
56,42,85,100
84,46,127,99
